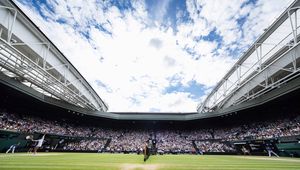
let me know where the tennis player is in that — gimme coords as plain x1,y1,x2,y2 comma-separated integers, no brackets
33,134,45,154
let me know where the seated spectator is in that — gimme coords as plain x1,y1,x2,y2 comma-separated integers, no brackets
1,112,299,153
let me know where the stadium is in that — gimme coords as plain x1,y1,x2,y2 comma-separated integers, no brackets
1,0,300,170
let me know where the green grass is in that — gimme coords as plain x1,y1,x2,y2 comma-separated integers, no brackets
0,153,300,170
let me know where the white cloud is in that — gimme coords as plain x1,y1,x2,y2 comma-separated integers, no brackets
15,0,294,112
149,0,172,24
241,0,294,46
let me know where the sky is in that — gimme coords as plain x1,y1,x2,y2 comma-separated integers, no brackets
15,0,294,112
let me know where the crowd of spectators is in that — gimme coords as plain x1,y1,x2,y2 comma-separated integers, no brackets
64,139,107,151
0,112,93,137
107,130,149,153
1,112,300,153
212,116,300,141
156,131,195,154
195,141,236,153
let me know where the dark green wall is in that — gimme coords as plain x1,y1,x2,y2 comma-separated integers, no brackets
0,130,28,152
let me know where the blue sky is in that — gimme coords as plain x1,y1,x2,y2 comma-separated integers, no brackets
16,0,293,112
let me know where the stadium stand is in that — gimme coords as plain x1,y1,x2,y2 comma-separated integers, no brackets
64,139,107,151
1,111,299,155
107,130,149,153
194,141,236,153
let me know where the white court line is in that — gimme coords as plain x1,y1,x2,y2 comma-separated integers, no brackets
0,153,65,157
236,156,300,163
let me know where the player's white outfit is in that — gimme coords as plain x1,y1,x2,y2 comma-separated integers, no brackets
268,150,279,157
36,138,44,147
266,145,279,157
33,135,45,155
6,145,16,154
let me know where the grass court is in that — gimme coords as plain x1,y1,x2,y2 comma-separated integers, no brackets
1,153,300,170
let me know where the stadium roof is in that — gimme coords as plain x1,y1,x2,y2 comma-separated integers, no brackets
1,0,300,120
0,0,108,111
